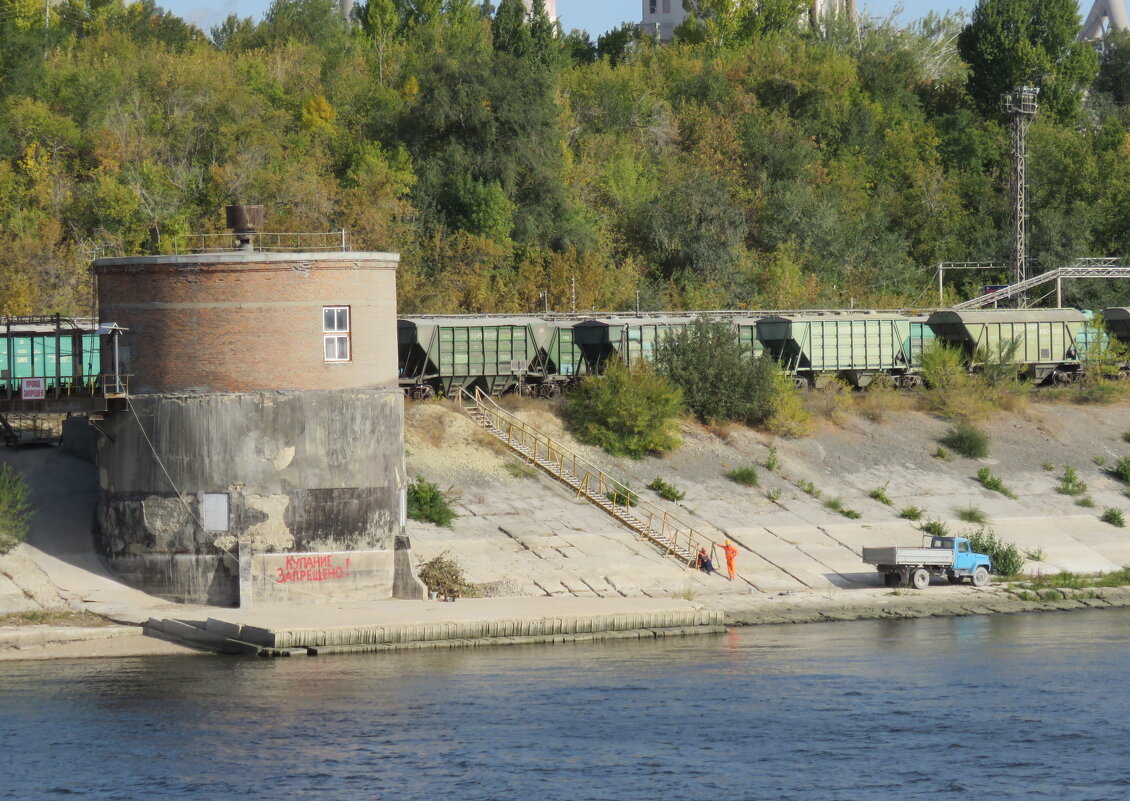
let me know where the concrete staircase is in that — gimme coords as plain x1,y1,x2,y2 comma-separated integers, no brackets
458,387,718,569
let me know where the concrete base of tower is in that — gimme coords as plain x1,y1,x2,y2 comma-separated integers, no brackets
94,388,411,605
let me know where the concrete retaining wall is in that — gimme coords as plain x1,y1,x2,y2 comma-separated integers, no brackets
95,388,406,605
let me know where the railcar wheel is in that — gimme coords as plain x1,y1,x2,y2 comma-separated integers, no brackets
911,568,930,590
971,566,990,587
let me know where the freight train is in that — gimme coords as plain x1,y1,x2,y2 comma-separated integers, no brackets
397,307,1130,399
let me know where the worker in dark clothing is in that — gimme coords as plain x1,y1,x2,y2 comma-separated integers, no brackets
696,547,716,575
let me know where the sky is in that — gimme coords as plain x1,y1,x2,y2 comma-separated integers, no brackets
164,0,978,38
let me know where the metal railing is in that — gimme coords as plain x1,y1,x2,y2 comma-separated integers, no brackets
458,386,718,568
172,230,350,254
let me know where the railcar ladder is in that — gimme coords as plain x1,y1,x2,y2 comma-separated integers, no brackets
457,387,716,568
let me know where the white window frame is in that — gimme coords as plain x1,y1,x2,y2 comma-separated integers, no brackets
323,306,351,362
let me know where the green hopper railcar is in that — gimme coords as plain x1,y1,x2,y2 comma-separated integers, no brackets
397,317,548,399
756,312,915,388
573,317,693,373
926,309,1087,383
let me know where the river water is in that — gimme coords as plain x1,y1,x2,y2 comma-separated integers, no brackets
4,608,1130,800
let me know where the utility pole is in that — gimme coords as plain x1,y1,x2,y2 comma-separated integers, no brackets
570,276,576,314
1001,86,1039,307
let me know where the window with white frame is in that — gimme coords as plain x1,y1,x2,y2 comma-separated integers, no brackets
323,306,351,362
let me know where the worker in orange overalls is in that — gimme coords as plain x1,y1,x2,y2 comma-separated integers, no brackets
723,539,738,581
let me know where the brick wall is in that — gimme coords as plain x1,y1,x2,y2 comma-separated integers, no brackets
95,253,398,393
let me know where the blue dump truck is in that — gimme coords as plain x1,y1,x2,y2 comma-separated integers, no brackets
862,536,992,589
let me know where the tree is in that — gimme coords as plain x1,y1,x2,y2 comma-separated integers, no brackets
656,318,778,426
675,0,807,48
957,0,1098,120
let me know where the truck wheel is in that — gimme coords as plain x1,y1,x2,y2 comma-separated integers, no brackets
971,566,990,587
911,568,930,590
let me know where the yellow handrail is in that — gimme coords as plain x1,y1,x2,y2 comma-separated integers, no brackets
459,387,719,567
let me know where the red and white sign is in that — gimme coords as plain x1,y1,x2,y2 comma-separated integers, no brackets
21,378,45,400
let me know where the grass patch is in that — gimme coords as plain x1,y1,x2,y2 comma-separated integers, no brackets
919,520,949,537
1123,431,1130,444
976,467,1016,499
647,477,685,502
1110,457,1130,484
1023,547,1046,562
806,379,852,424
1022,566,1130,590
1101,507,1126,528
407,476,458,528
1094,455,1106,467
899,505,924,521
940,421,990,459
824,497,862,519
933,446,952,461
796,479,821,498
1056,466,1087,496
1041,462,1055,472
0,463,31,555
671,583,698,601
868,484,892,505
765,447,780,472
766,488,782,503
504,461,537,479
955,505,988,525
0,609,110,627
725,466,759,487
1076,496,1096,508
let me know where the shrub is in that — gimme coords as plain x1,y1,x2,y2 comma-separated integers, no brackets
407,476,457,527
647,477,684,502
823,497,843,512
919,340,967,390
955,506,988,525
726,466,759,486
1042,462,1055,471
977,467,1016,499
899,505,923,521
417,551,476,597
919,520,949,537
1077,496,1096,508
606,484,639,507
1056,466,1087,496
806,379,852,423
766,488,782,502
940,421,990,459
765,371,813,438
1123,432,1130,444
868,485,892,505
933,446,952,461
965,526,1024,577
765,447,780,472
0,464,31,555
1101,508,1126,528
655,318,776,426
565,359,682,459
1110,457,1130,484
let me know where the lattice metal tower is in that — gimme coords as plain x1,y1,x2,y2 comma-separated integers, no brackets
1002,86,1038,307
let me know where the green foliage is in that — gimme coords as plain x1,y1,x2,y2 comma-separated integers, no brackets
1056,466,1087,496
1077,495,1095,508
1101,508,1126,528
1111,457,1130,484
919,520,949,537
647,477,685,502
0,464,30,555
899,505,923,521
417,551,476,597
1042,462,1055,471
919,341,968,390
766,488,782,502
797,479,820,498
958,0,1099,120
868,485,892,505
765,447,780,472
1123,432,1130,444
606,484,640,507
823,497,861,519
765,372,813,438
965,526,1024,577
933,446,952,461
565,359,682,459
976,467,1017,499
656,318,776,426
407,476,457,527
955,505,988,525
725,466,759,487
941,422,990,459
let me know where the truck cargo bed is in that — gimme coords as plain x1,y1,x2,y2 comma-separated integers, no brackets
861,546,955,567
